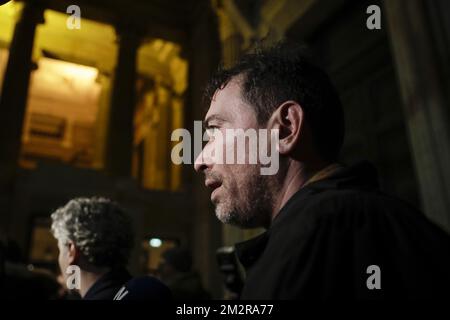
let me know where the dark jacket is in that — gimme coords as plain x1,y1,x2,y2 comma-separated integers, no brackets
164,271,210,300
113,276,173,301
84,268,131,300
236,161,450,299
84,268,172,300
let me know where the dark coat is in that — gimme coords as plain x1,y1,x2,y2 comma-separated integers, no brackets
236,162,450,299
84,268,172,300
84,268,131,300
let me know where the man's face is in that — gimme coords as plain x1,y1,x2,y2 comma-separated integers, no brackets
194,79,275,228
57,240,70,280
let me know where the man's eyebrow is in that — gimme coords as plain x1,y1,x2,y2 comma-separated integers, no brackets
203,115,226,128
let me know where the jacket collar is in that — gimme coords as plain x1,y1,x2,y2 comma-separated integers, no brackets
83,268,131,300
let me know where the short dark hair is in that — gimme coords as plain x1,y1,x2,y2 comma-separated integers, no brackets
204,42,345,161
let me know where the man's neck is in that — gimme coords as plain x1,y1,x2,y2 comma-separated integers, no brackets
79,268,109,298
271,160,331,221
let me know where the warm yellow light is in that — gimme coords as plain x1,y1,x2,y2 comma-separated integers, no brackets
39,57,98,83
0,1,23,44
0,0,22,18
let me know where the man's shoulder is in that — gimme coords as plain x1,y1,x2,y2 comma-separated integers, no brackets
243,184,450,299
297,187,421,223
306,186,408,208
113,276,173,300
275,186,448,246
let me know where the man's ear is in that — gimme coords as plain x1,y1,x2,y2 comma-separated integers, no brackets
67,241,79,265
267,101,304,155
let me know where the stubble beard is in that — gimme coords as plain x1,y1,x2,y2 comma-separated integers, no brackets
214,165,276,229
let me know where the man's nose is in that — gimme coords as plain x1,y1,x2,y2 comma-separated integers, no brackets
194,148,209,172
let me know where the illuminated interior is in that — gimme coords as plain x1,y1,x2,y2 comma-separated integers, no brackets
20,57,101,168
0,3,187,191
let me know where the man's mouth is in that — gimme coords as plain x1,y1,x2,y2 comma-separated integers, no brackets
205,179,222,200
205,179,221,190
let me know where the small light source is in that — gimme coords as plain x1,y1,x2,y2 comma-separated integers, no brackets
149,238,162,248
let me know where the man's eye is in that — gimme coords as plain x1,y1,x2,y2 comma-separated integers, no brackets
206,127,219,138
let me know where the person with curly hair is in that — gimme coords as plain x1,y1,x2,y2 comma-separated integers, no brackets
51,197,171,300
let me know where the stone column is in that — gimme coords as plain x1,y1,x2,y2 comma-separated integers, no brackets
384,0,450,232
105,24,141,177
0,0,44,231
